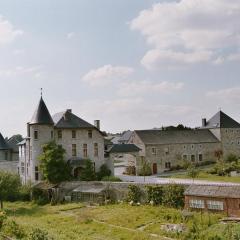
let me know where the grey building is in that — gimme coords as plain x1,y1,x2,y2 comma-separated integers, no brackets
19,96,109,184
129,111,240,175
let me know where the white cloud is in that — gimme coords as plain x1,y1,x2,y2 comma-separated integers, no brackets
82,64,134,86
131,0,240,69
0,66,42,78
118,80,184,96
207,87,240,103
67,32,76,39
0,16,23,46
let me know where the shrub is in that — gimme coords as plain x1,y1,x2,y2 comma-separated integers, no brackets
19,184,32,201
146,186,164,205
226,154,239,163
28,228,53,240
78,159,96,181
162,184,184,208
124,166,136,175
101,176,122,182
96,164,111,180
127,185,142,203
32,187,50,205
0,211,6,230
2,219,26,239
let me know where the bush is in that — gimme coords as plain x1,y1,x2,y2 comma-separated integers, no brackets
96,164,111,180
2,219,26,239
18,184,32,201
32,187,50,205
28,228,53,240
146,186,164,205
78,159,96,181
225,154,239,163
0,211,6,230
162,185,184,208
127,185,142,203
124,166,136,175
101,176,122,182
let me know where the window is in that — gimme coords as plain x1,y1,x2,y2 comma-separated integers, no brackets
189,199,205,209
72,144,77,157
35,166,39,181
151,147,156,155
182,155,187,161
191,144,194,150
198,154,203,162
34,130,38,140
191,155,195,162
88,130,93,139
72,130,76,139
183,145,186,149
21,162,24,174
51,131,53,139
165,162,171,169
83,144,88,158
199,144,202,149
57,130,62,139
207,200,224,211
94,143,98,157
4,151,8,160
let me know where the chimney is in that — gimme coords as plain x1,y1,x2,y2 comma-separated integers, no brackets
94,120,100,130
27,122,30,137
67,109,72,113
202,118,207,127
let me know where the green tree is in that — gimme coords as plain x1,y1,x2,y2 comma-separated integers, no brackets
139,157,152,182
96,164,111,180
79,159,96,181
187,164,200,182
39,141,72,184
0,171,21,209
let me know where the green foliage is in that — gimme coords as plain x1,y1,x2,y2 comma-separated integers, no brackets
78,159,96,181
101,176,122,182
28,228,54,240
162,124,192,130
18,184,32,201
0,171,21,208
146,186,164,205
187,164,200,180
32,187,50,205
39,141,72,183
0,211,6,230
96,164,111,180
127,185,142,203
162,184,184,208
138,160,152,176
2,219,26,239
226,154,239,163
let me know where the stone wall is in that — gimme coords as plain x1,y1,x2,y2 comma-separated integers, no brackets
144,142,220,174
0,160,18,173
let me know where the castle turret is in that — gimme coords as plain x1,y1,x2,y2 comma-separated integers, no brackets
29,96,54,182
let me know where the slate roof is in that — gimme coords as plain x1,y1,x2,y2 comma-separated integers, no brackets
204,111,240,129
30,97,54,125
52,110,96,129
0,133,9,150
119,130,132,143
185,185,240,199
7,135,23,152
135,129,219,145
109,144,141,153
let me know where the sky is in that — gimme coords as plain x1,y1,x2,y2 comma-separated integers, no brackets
0,0,240,137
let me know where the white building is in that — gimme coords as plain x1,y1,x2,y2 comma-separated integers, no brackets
19,96,110,184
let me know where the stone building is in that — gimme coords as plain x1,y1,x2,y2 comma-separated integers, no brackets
19,96,109,184
129,111,240,175
184,185,240,217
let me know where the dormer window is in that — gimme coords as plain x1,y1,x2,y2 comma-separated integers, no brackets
34,130,38,140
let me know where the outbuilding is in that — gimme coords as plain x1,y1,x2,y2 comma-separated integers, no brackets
184,185,240,217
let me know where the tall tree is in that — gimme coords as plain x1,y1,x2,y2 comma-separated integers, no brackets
39,141,72,184
0,171,21,209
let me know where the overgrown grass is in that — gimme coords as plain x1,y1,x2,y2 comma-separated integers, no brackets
1,202,239,240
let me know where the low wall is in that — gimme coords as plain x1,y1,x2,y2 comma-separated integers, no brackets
0,161,18,173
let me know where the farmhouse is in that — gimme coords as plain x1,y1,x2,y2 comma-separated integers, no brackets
184,185,240,217
129,111,240,175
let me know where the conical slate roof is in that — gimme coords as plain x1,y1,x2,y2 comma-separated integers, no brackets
30,97,54,125
0,132,10,150
205,111,240,128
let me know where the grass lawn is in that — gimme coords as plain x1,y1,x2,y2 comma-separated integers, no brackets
170,171,240,183
1,202,240,240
